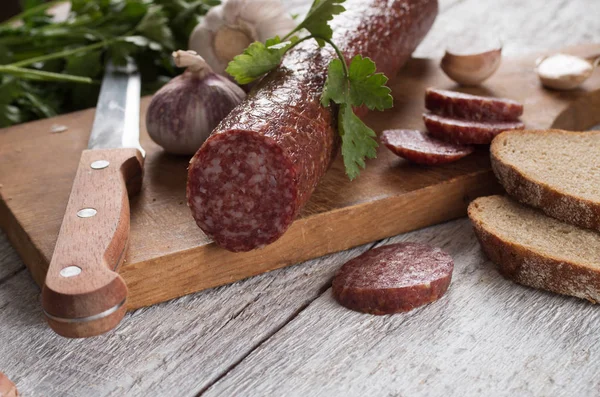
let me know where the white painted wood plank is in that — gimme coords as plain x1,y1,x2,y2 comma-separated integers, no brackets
0,232,24,282
1,0,598,396
0,241,374,397
198,5,600,394
202,219,600,397
415,0,600,58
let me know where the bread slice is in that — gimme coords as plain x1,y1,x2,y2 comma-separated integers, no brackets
468,195,600,302
491,129,600,231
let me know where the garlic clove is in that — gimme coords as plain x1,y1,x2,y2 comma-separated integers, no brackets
188,0,297,78
222,0,245,25
189,22,229,75
256,14,297,43
224,0,288,25
214,26,254,65
535,53,597,91
441,46,502,86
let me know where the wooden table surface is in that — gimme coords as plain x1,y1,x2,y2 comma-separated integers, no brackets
2,0,600,396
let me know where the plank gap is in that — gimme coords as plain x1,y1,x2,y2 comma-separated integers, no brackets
0,267,25,287
195,240,381,397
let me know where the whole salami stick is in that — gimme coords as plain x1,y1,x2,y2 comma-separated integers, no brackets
187,0,439,252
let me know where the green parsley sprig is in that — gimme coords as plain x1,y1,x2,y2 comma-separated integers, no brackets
0,0,219,128
226,0,393,180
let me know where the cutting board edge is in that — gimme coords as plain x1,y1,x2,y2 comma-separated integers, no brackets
0,197,47,287
121,168,502,309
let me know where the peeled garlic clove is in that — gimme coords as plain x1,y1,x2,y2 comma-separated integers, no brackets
536,53,596,90
441,47,502,86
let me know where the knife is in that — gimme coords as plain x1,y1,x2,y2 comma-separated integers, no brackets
41,60,144,338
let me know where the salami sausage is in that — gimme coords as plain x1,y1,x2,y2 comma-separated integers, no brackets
332,242,454,314
381,129,474,165
187,0,439,252
423,113,525,145
425,88,523,121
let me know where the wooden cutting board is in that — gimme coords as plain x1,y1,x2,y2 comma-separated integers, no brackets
1,44,599,310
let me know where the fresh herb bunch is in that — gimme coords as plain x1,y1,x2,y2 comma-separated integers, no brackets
226,0,393,180
0,0,219,127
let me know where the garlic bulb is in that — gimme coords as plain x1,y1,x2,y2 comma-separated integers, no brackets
146,50,246,155
536,53,598,91
189,0,296,75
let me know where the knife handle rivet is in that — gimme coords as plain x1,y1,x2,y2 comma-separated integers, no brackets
77,208,97,218
91,160,110,170
60,266,82,278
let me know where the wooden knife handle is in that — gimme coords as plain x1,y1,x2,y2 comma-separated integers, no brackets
42,148,143,338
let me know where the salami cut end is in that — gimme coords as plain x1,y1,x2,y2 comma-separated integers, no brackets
425,88,524,121
423,113,525,145
187,130,298,252
381,129,474,165
332,242,454,314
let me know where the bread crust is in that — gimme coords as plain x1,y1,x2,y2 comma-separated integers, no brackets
491,129,600,231
468,198,600,303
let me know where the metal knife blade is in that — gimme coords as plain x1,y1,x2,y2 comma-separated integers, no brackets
88,60,143,154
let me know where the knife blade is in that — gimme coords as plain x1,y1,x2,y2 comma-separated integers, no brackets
88,61,143,153
41,60,145,338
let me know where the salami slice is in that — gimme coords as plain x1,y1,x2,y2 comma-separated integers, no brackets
381,129,474,165
187,0,439,252
423,113,525,145
332,242,454,314
425,88,524,121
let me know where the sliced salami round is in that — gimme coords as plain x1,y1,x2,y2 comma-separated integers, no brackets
381,129,474,165
332,242,454,314
425,88,524,121
423,113,525,145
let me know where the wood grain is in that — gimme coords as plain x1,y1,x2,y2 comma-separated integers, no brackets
3,44,600,309
0,242,375,396
42,148,143,338
0,231,23,283
1,0,600,396
202,219,600,397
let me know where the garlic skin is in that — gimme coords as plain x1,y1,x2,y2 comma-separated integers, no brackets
146,51,246,155
441,47,502,86
189,0,296,76
536,53,597,91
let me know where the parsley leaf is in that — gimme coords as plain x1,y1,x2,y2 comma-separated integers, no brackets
0,0,209,127
290,0,346,45
320,58,346,106
321,55,393,179
135,5,175,51
338,104,378,180
226,36,298,84
347,55,393,111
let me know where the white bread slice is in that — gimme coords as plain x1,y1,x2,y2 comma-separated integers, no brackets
468,195,600,302
491,129,600,231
